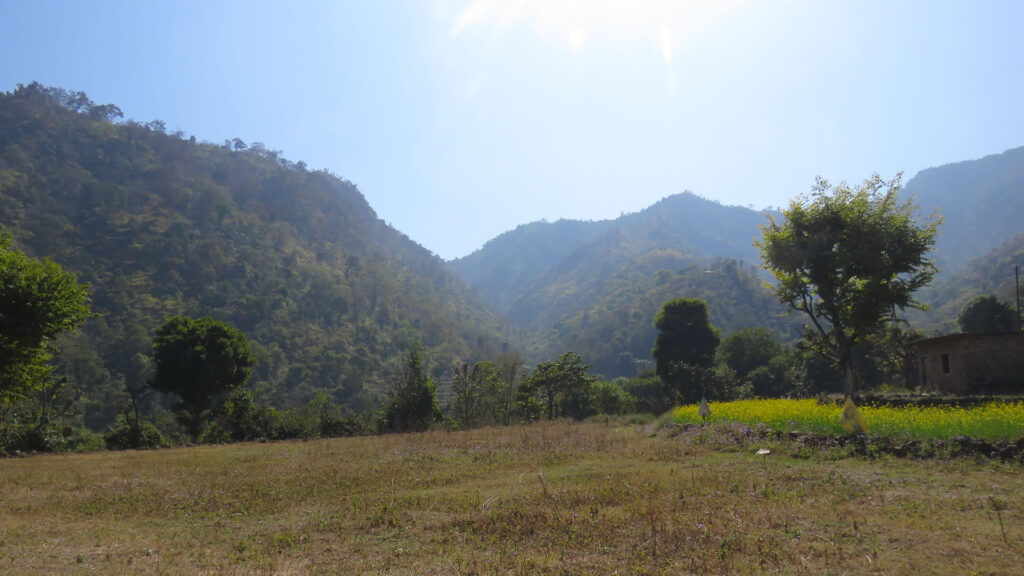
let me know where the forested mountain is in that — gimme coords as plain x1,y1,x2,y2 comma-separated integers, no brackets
448,219,618,313
911,233,1024,334
451,193,768,324
451,194,788,377
0,83,507,429
525,257,801,378
504,194,768,332
452,149,1024,376
4,81,1023,433
900,146,1024,274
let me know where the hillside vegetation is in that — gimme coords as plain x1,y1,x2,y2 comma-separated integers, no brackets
911,233,1024,334
901,146,1024,274
3,82,1024,444
0,83,507,430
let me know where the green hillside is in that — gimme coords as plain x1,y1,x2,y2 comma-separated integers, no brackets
901,146,1024,274
450,192,787,376
912,233,1024,334
0,83,507,429
448,218,618,313
526,257,800,378
504,194,768,332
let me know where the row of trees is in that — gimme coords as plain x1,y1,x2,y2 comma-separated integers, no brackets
3,164,986,451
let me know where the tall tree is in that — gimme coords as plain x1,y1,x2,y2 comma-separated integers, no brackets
451,359,503,428
382,342,441,433
520,351,598,420
150,315,254,442
958,295,1017,333
651,298,720,403
757,173,939,394
718,327,783,381
495,351,523,425
0,229,92,409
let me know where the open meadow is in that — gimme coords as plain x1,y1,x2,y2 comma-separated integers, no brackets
1,419,1022,575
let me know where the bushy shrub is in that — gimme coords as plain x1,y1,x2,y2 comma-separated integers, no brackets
318,409,361,437
590,381,636,415
273,409,318,440
223,390,280,441
64,427,106,452
0,422,65,453
620,372,670,415
104,415,167,450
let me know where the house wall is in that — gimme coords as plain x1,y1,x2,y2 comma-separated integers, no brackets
916,333,1024,394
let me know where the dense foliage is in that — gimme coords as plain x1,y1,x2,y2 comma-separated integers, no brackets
899,146,1024,274
958,295,1018,333
0,228,91,407
525,258,800,379
381,342,442,432
0,83,507,433
758,174,940,393
151,315,254,442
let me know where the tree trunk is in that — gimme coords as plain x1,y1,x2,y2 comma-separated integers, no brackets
841,349,856,396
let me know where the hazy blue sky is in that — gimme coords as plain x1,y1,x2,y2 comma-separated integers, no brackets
3,1,1023,259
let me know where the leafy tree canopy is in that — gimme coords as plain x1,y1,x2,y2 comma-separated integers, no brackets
652,297,720,378
757,173,939,394
150,315,254,441
651,298,720,404
718,327,783,381
451,359,504,428
0,229,91,406
382,342,441,433
958,295,1018,333
519,351,598,421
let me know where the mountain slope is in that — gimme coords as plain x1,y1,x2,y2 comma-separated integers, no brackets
448,219,618,313
449,192,785,376
525,257,800,378
911,233,1024,334
452,192,769,329
901,146,1024,274
0,83,507,427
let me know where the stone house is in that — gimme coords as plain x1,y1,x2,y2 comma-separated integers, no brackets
915,332,1024,394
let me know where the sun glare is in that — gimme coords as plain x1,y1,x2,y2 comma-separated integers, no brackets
569,28,586,51
451,0,746,48
450,0,746,96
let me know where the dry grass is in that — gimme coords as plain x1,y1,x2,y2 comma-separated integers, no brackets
1,420,1021,575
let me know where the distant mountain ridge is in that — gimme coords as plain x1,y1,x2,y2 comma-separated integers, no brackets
900,146,1024,275
450,192,768,320
450,193,787,376
450,147,1024,375
912,232,1024,334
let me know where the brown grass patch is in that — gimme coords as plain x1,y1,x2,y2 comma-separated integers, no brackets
1,420,1021,574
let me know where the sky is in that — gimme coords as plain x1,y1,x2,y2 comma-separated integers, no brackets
2,1,1023,260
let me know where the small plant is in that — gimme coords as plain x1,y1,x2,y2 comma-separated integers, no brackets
989,496,1009,544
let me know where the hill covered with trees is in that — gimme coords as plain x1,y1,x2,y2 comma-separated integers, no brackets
3,82,1023,442
0,83,508,430
451,150,1024,373
451,194,796,378
912,233,1024,334
900,146,1024,275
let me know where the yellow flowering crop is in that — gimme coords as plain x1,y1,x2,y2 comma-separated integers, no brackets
673,399,1024,440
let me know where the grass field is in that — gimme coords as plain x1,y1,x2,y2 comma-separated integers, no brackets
0,420,1021,575
673,398,1024,440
